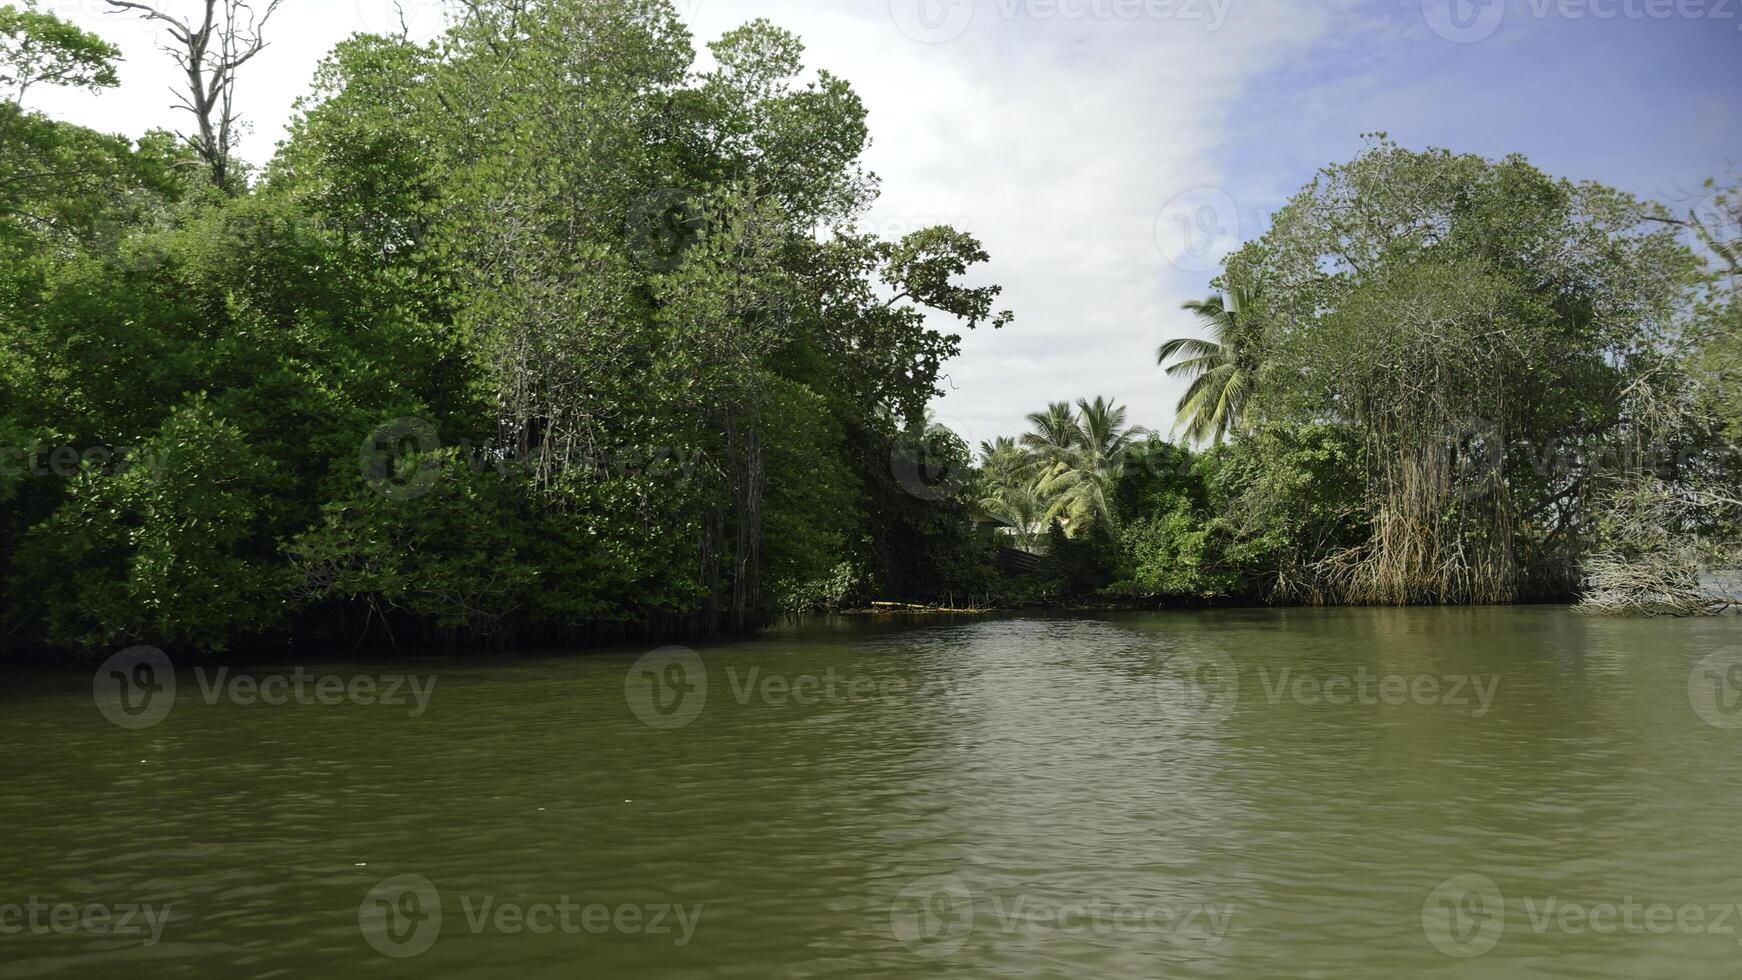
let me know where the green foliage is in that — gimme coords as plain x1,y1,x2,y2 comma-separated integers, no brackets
291,456,682,638
1217,137,1704,603
1693,302,1742,441
859,418,987,601
1041,518,1111,596
0,0,1013,654
977,417,1238,601
1201,422,1368,600
0,2,120,105
976,449,1047,554
1113,504,1221,596
1036,396,1140,531
1685,175,1742,442
7,10,1728,646
762,376,860,611
1104,438,1228,597
774,562,865,615
1158,287,1260,444
11,397,290,649
997,396,1143,538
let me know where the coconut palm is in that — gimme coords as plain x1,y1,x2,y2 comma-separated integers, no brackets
1020,401,1079,478
976,437,1045,551
1037,396,1141,532
977,436,1033,491
1157,286,1260,444
980,480,1049,553
1073,396,1139,461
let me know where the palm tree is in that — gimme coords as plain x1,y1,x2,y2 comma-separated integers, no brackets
977,437,1033,491
1038,396,1140,531
976,437,1046,551
1020,401,1079,478
1073,396,1139,461
975,436,1038,553
1157,286,1260,444
980,480,1049,553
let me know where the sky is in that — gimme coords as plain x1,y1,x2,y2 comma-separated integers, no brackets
27,0,1742,450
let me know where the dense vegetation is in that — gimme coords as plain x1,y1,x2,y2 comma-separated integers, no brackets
1,2,1736,660
975,144,1742,613
0,0,1016,653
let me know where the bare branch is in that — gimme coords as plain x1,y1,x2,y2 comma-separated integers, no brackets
101,0,282,193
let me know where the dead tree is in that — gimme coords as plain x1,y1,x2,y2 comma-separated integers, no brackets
1581,480,1742,616
102,0,283,193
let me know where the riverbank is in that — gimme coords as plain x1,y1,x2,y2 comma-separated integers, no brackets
6,586,1733,669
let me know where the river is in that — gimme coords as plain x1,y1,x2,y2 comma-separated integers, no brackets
3,607,1740,977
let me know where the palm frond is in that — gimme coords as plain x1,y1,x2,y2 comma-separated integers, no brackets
1156,336,1222,365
